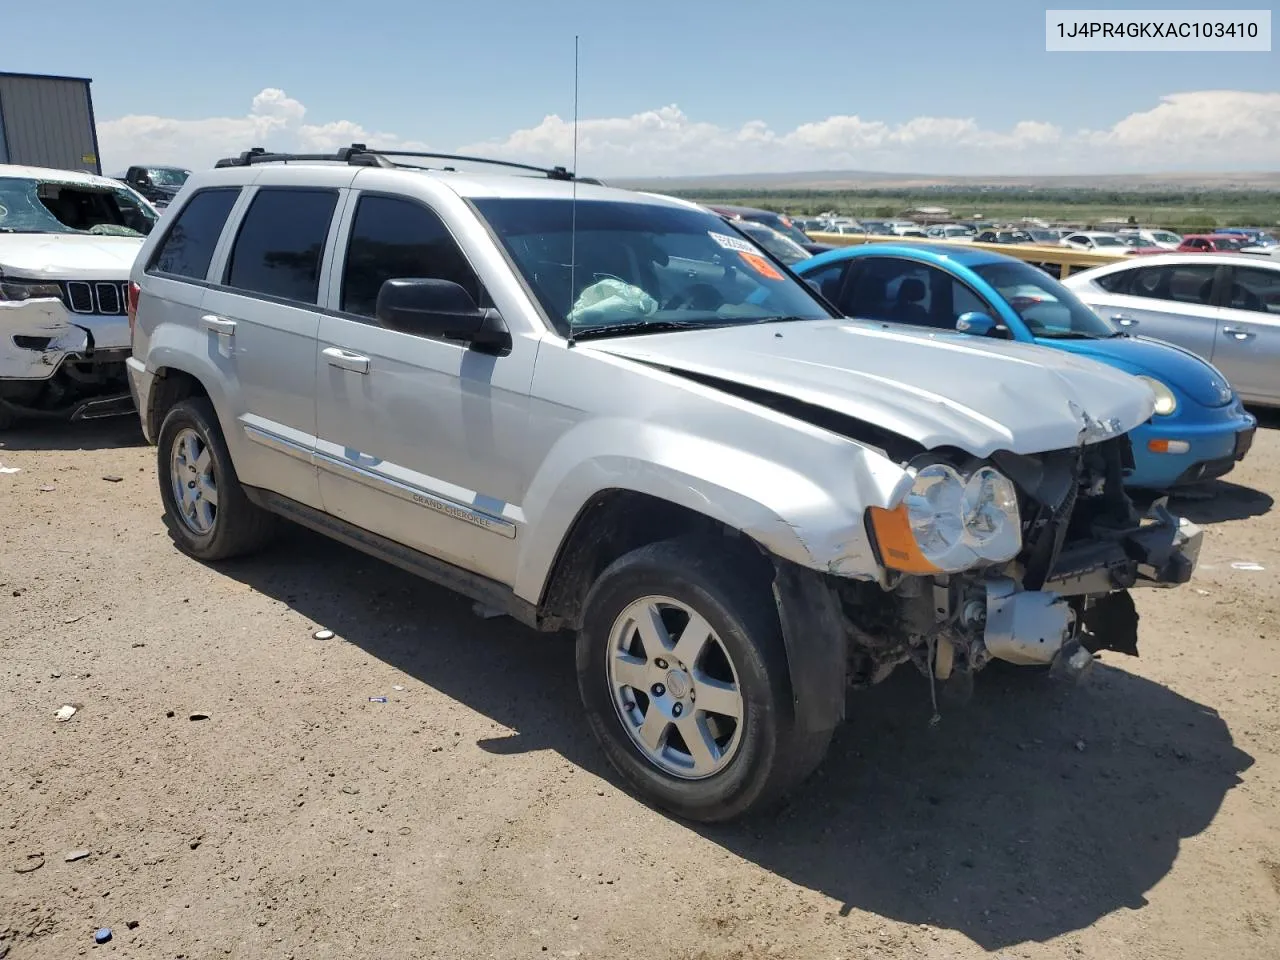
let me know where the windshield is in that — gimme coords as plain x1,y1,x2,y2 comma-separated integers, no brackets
974,260,1115,339
749,212,812,246
1091,235,1125,247
472,198,833,338
735,221,811,265
0,176,157,237
148,168,190,187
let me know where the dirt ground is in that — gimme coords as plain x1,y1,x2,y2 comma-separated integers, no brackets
2,413,1278,960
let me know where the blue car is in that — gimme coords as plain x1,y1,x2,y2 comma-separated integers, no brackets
794,244,1257,489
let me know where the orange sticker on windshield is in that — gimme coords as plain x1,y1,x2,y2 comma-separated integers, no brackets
738,251,783,280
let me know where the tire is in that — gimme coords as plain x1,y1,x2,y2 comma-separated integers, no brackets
156,397,276,561
576,536,832,822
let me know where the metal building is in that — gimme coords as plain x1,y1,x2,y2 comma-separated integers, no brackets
0,72,102,174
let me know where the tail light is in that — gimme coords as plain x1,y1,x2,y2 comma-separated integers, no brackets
127,281,140,337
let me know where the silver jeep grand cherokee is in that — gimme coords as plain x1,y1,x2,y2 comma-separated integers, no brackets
126,146,1201,822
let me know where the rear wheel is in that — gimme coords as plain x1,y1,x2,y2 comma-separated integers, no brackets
156,397,276,560
576,537,832,822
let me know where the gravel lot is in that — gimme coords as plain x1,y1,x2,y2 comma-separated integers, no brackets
2,414,1278,960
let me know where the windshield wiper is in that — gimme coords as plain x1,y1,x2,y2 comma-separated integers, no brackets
571,319,721,341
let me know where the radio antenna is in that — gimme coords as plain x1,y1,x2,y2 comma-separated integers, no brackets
567,34,580,348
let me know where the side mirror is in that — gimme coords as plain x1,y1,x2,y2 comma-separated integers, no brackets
956,311,996,336
804,278,822,295
375,278,511,354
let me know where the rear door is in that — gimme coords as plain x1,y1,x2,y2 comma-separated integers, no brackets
1212,263,1280,404
198,174,353,508
1082,261,1222,360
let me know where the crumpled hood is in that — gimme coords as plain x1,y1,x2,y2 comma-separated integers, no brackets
587,319,1156,458
1040,334,1233,408
0,234,144,281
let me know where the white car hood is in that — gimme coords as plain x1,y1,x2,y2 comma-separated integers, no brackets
0,233,144,280
587,319,1155,458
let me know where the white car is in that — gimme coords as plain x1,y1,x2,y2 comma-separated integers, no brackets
0,164,158,427
1060,231,1131,254
1063,253,1280,407
1119,228,1183,250
925,224,975,242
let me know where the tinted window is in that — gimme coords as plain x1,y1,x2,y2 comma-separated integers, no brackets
149,188,239,279
225,189,337,303
1129,264,1217,306
951,280,987,317
1093,268,1132,293
341,195,481,318
1228,266,1280,314
843,259,951,330
800,261,848,306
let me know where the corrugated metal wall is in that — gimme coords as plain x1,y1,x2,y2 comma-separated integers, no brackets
0,74,100,174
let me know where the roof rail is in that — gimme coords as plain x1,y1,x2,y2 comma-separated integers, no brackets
213,145,395,168
213,144,576,180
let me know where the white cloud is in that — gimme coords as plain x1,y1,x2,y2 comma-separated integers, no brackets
97,88,1280,177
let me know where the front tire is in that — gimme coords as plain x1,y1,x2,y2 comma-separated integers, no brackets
156,397,275,561
576,537,832,822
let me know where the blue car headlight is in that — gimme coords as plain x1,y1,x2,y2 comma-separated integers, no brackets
1137,375,1178,416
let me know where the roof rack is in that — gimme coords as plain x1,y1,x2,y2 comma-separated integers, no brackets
214,144,576,180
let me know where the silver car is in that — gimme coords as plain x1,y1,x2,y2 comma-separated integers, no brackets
126,147,1201,821
1064,253,1280,407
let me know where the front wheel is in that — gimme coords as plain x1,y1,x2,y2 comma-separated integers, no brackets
576,537,832,822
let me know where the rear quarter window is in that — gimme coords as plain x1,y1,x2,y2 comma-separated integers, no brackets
148,188,241,280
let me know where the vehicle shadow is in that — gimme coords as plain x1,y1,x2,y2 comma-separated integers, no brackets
218,525,1253,952
0,417,146,452
1160,480,1274,524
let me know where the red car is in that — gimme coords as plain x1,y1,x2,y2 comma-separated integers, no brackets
1177,234,1251,253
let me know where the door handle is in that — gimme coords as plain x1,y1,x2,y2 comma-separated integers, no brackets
1111,314,1139,327
201,314,236,336
322,346,371,374
1221,326,1255,341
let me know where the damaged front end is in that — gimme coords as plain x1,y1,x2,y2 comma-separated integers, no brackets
0,298,135,425
772,435,1202,732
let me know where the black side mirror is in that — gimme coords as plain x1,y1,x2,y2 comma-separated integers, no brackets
375,278,511,354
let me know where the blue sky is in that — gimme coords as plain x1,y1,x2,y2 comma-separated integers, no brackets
5,0,1278,175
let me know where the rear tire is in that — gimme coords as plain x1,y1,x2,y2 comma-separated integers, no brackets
156,397,276,561
576,536,832,822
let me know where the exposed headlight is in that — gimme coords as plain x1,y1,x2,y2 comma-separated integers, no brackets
0,279,64,302
1137,375,1178,416
873,462,1022,574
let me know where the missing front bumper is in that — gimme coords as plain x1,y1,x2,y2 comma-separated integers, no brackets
982,503,1201,667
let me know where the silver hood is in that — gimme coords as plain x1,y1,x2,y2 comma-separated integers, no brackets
586,319,1155,457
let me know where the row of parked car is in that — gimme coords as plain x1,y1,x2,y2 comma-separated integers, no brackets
0,148,1261,821
780,212,1280,259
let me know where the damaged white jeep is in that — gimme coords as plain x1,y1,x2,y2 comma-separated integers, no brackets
128,148,1201,822
0,165,158,428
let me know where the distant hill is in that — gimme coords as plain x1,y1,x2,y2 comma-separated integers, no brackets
616,170,1280,192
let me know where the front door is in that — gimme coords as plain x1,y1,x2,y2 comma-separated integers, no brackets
1213,264,1280,404
1092,261,1222,361
313,192,537,584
